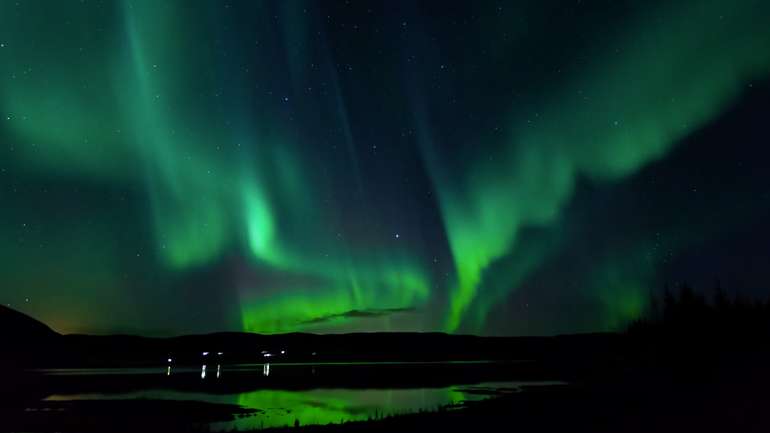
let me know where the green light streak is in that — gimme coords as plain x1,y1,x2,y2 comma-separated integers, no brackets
424,0,770,331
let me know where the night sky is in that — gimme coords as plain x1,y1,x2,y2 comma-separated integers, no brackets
2,0,770,336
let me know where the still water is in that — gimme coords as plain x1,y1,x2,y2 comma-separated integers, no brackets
36,362,561,430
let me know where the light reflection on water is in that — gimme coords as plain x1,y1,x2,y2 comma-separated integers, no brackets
40,363,563,430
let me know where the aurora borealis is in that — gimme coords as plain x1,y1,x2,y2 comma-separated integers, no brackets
2,0,770,336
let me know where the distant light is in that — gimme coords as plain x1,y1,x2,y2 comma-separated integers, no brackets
201,364,207,379
264,353,272,357
202,352,209,356
167,358,172,363
216,364,221,379
280,350,285,355
217,352,223,356
394,233,400,239
166,366,171,376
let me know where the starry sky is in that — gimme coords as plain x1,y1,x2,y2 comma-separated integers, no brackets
1,0,770,336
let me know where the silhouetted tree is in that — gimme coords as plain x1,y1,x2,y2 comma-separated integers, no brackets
630,280,770,343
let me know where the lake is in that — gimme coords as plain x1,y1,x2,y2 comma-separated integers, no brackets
15,361,563,431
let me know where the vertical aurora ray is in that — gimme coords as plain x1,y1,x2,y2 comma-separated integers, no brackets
119,0,231,269
419,0,770,332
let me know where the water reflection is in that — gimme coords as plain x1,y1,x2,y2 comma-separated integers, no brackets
37,363,563,431
43,381,535,430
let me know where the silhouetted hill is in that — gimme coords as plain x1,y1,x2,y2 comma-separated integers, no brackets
0,305,60,366
56,331,620,369
0,305,59,342
0,306,622,370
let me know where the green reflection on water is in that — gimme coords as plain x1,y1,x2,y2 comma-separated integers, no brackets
44,383,506,430
225,387,470,429
41,365,558,430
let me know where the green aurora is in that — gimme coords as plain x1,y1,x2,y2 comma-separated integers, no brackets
1,0,770,335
